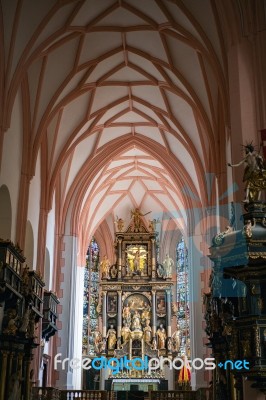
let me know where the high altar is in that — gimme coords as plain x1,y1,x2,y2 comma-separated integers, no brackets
93,210,174,391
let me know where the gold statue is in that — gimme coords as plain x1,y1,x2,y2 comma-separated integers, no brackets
157,324,167,349
100,255,111,280
141,305,151,323
107,325,117,350
130,208,151,232
94,330,103,353
121,322,131,343
241,339,251,358
122,304,131,325
131,310,142,331
115,217,124,232
228,143,266,203
172,326,181,352
143,319,152,343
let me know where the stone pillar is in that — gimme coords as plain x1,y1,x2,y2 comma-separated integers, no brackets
152,290,157,338
151,238,156,279
188,232,208,390
164,365,174,390
102,291,107,338
72,266,84,390
99,367,109,390
55,235,82,390
166,289,172,338
25,356,32,400
18,353,23,381
0,302,4,332
8,352,14,377
118,238,122,279
117,291,122,346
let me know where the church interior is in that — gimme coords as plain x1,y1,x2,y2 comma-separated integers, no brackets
0,1,266,399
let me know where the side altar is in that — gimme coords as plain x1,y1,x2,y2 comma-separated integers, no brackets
93,210,175,391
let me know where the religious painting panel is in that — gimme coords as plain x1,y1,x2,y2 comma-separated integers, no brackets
156,292,166,313
107,292,117,313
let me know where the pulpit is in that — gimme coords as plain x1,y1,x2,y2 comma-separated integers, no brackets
0,239,45,400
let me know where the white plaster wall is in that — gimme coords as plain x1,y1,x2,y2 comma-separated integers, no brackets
0,91,23,241
46,192,56,289
56,235,79,389
27,150,41,269
72,265,84,389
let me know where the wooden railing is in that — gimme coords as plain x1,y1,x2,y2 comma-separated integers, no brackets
31,387,61,399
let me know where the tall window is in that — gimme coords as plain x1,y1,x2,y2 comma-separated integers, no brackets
82,238,100,355
176,237,190,356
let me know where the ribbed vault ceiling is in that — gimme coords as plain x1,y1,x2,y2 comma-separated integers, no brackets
1,0,230,246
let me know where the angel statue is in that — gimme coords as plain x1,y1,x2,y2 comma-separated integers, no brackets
149,218,159,232
115,217,124,232
228,142,266,203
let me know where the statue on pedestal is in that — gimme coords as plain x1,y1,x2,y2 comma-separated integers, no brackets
94,329,103,353
143,319,152,343
100,255,111,280
130,208,151,232
162,254,174,278
172,325,181,352
141,304,151,324
115,217,124,232
228,143,266,203
107,325,117,350
122,304,131,325
157,324,167,349
121,322,131,343
131,310,142,331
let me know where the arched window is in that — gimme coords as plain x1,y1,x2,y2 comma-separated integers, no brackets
176,237,190,356
82,238,100,355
